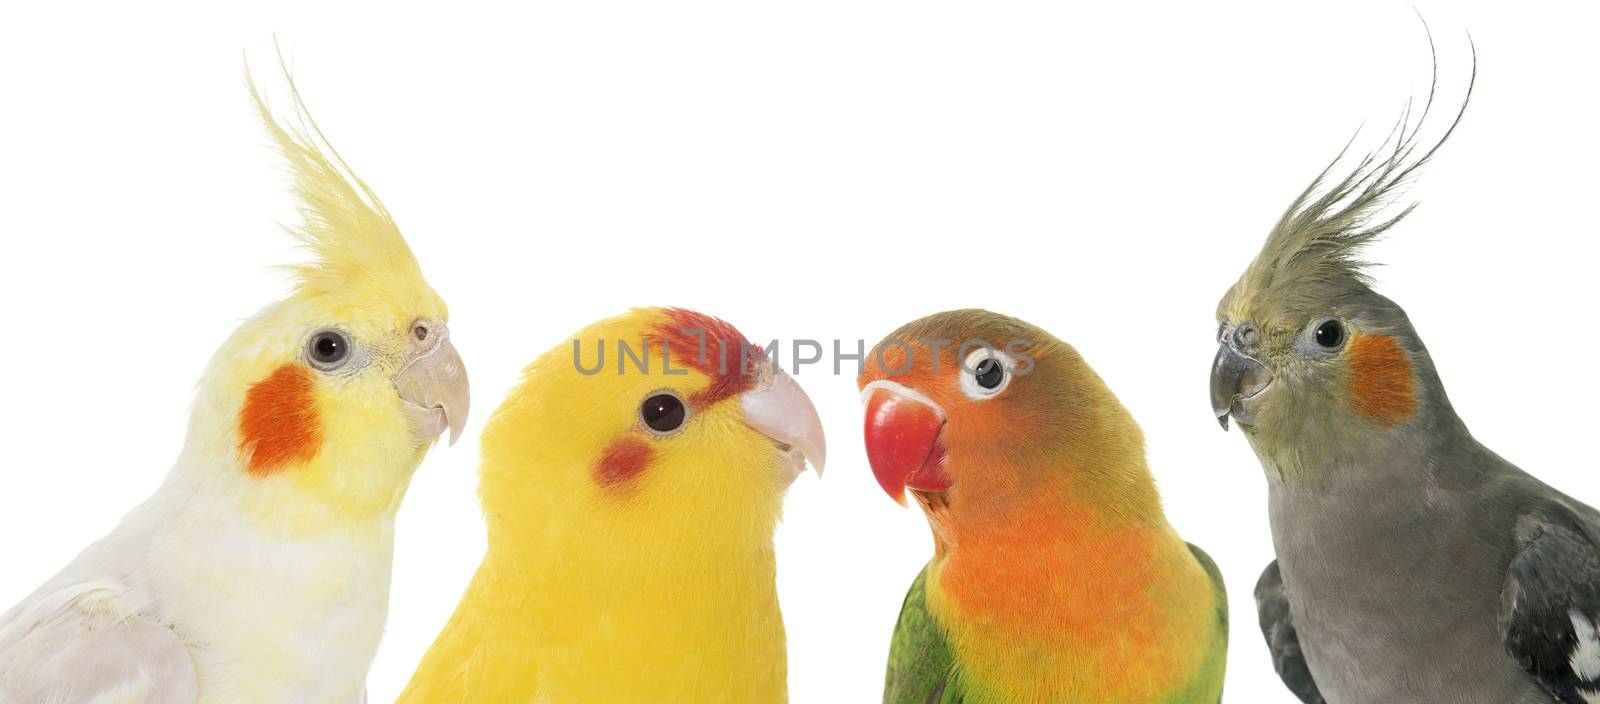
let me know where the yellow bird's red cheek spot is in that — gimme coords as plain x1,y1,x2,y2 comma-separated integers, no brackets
238,363,323,476
1347,334,1417,425
594,437,655,490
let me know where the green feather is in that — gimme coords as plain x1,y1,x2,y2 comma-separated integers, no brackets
1178,542,1230,704
884,564,962,704
885,550,1228,703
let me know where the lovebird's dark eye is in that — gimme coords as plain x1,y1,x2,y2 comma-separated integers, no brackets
1314,319,1346,349
960,348,1013,399
974,358,1004,390
640,392,688,434
308,330,351,370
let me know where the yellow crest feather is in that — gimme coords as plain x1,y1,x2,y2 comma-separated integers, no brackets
246,58,443,321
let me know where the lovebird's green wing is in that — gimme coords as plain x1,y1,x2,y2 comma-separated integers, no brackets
884,564,962,704
1187,542,1228,641
885,551,1225,704
1185,542,1230,704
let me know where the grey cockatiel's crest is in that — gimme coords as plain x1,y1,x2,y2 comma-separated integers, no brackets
1213,49,1600,704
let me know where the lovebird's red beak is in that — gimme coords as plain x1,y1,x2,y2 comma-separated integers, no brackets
861,380,950,506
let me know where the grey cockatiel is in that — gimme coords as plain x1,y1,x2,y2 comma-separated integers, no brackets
1211,79,1600,703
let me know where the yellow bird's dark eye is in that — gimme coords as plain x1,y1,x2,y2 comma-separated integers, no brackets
308,330,351,370
640,392,687,434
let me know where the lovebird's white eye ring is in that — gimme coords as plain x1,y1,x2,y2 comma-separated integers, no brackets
959,347,1014,400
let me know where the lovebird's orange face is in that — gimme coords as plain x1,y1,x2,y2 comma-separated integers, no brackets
857,310,1100,516
857,309,1160,545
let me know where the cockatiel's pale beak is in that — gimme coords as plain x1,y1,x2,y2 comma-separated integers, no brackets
741,365,826,485
860,380,950,507
396,323,470,446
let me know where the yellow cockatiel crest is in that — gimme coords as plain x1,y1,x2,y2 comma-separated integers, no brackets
247,65,444,324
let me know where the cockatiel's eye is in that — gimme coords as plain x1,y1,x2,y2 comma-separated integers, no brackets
306,330,353,371
1313,319,1346,349
639,391,688,434
959,348,1014,399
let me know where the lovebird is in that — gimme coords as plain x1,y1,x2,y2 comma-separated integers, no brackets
861,310,1228,704
398,308,825,702
0,74,468,702
1211,86,1600,702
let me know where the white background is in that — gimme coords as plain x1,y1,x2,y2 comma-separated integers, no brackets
1,2,1596,702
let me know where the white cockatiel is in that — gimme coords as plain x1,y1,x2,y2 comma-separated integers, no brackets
0,70,468,703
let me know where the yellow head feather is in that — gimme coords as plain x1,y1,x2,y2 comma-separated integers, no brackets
184,64,455,532
400,308,793,702
246,63,444,326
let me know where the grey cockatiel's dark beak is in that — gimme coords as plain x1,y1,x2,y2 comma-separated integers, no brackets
1211,322,1274,430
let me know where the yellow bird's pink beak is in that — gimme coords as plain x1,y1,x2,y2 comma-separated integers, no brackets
741,366,827,486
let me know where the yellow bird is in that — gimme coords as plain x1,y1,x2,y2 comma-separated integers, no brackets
0,69,468,702
400,308,825,702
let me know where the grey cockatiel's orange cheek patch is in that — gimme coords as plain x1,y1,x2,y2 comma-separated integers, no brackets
1345,333,1417,425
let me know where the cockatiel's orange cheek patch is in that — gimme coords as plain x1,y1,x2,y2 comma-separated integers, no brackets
238,363,324,476
594,437,655,490
1346,334,1417,425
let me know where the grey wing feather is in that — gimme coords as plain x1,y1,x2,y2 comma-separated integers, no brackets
1501,506,1600,704
0,582,198,704
1255,561,1326,704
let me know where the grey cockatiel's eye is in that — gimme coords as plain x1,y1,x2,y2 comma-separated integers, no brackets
1291,318,1347,358
1313,319,1345,349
